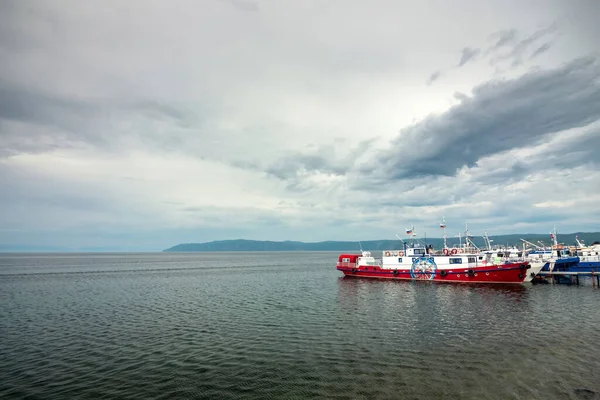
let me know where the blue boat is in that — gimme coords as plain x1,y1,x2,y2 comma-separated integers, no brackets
572,237,600,272
537,251,580,272
532,231,600,283
521,230,578,269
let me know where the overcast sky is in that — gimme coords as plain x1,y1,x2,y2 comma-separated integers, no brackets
1,0,599,250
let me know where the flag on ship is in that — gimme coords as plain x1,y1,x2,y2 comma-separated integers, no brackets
440,217,446,228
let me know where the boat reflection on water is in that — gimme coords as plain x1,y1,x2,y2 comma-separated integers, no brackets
336,275,532,324
338,275,531,295
335,276,533,357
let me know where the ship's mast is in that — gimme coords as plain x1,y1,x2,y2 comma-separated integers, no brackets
551,225,559,248
440,216,447,250
483,230,492,250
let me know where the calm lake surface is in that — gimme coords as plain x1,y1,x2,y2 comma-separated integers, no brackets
1,252,599,399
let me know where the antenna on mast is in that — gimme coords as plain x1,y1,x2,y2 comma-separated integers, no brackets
550,226,558,248
440,216,447,250
483,230,492,250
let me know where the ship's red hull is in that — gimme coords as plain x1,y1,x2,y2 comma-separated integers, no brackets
337,262,529,284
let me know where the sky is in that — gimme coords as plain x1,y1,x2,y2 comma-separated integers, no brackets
1,0,599,251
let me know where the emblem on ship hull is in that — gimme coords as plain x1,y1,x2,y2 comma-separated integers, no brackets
410,257,437,280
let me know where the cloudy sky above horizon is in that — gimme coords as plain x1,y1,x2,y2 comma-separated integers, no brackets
1,0,599,250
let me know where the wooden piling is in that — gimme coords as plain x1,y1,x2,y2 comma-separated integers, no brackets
538,271,599,288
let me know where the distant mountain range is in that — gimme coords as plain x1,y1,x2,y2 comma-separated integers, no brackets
163,232,600,252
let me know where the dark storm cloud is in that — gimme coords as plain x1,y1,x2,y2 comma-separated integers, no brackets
468,120,600,185
457,47,480,67
443,25,555,77
545,126,600,169
373,56,600,180
487,23,557,67
529,43,551,59
465,161,530,185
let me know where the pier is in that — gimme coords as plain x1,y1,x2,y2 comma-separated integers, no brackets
537,271,600,286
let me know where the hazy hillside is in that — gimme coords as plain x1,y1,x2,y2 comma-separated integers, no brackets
163,232,600,252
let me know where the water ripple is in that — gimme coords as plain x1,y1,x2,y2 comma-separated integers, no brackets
1,252,600,399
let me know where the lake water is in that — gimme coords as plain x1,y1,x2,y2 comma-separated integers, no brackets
1,252,599,399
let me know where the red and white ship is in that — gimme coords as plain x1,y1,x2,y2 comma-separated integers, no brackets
336,223,531,284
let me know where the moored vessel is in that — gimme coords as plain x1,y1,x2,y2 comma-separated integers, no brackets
523,229,598,284
336,224,530,284
571,236,600,272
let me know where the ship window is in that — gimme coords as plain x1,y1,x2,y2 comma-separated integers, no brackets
414,249,424,255
342,258,350,262
478,256,483,260
449,258,462,264
497,253,504,257
468,257,476,263
398,257,402,263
